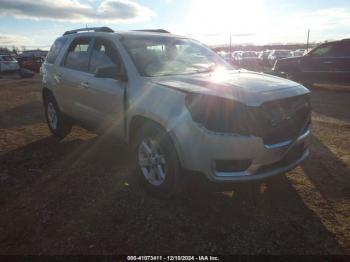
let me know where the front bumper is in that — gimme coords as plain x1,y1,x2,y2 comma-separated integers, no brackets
170,121,311,182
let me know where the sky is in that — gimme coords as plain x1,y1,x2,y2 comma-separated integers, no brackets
0,0,349,49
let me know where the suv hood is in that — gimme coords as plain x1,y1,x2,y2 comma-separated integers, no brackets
153,70,309,106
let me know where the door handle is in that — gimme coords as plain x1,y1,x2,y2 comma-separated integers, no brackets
323,61,334,64
54,74,62,83
80,82,89,89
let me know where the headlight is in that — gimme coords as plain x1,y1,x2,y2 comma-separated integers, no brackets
185,93,251,135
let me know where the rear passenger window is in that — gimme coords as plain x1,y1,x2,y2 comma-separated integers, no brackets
46,38,67,64
64,38,92,72
311,44,335,58
89,38,121,74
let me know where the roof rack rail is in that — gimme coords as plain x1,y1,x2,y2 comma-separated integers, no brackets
63,27,114,36
133,29,170,34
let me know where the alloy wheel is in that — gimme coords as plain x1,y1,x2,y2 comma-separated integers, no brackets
138,137,167,186
47,102,58,130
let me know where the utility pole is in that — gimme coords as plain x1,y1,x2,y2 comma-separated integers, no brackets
229,35,232,54
306,29,310,51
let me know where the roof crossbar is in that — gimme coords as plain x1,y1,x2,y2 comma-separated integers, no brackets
133,29,170,34
63,27,114,36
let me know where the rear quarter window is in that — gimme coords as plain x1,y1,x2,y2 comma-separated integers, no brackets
46,38,68,64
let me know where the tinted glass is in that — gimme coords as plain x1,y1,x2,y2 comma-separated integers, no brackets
89,38,121,74
64,38,91,72
46,38,67,64
311,44,336,57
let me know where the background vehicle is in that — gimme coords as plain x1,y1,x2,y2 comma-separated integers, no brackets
0,55,20,72
292,50,305,57
274,39,350,85
235,51,259,69
17,56,44,72
258,50,271,65
231,51,243,65
268,50,292,66
42,27,311,197
295,49,307,55
217,51,232,64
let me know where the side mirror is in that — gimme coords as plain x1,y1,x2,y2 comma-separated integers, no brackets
94,65,127,81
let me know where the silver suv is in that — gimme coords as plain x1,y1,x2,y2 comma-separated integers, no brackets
42,27,311,197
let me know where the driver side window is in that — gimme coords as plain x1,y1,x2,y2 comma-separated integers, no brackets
63,37,92,72
89,38,121,74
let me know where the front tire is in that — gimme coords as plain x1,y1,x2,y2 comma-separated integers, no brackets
44,93,72,140
134,122,182,198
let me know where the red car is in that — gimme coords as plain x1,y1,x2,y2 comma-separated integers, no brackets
17,56,44,73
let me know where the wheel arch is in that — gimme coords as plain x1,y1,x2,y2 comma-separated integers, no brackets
42,87,54,102
128,115,185,168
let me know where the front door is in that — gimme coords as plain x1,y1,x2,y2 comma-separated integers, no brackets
78,37,126,138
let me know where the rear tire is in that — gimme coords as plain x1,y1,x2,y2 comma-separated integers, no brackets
133,122,183,198
44,93,72,140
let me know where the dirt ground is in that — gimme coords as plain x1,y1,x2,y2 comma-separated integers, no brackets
0,75,349,255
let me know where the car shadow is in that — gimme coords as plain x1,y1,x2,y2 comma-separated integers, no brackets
301,135,350,202
310,87,350,123
0,133,345,254
0,101,44,128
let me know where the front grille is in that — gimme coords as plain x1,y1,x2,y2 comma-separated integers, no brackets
251,95,311,145
187,93,311,144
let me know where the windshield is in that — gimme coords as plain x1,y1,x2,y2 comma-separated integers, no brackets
121,37,233,77
275,50,291,56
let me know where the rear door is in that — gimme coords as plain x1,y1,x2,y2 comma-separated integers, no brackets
300,43,337,83
55,37,94,121
78,37,126,137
